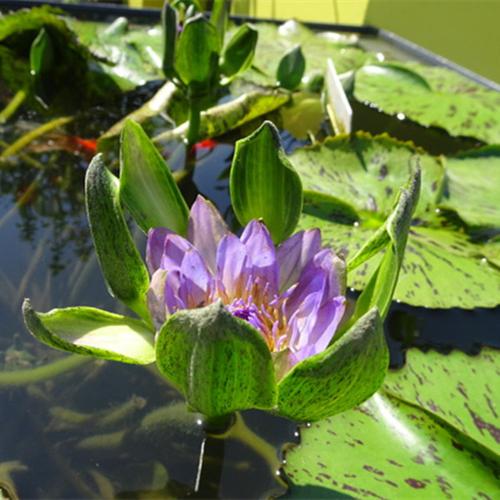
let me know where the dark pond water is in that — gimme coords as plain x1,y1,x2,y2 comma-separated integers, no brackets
1,29,499,500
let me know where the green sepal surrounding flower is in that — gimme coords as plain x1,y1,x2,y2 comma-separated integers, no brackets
348,167,421,322
174,14,220,87
22,300,155,364
230,120,303,244
276,45,305,90
277,308,387,422
119,119,189,235
85,153,151,322
155,301,277,418
220,24,258,80
161,1,178,79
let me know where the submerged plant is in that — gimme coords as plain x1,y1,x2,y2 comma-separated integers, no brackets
23,119,420,424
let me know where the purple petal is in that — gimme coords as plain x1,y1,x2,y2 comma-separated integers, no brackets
286,290,324,353
177,247,214,309
146,228,173,274
147,269,167,329
240,220,279,297
216,234,249,301
284,266,327,318
290,296,346,364
188,196,229,274
164,270,186,314
160,234,194,271
310,249,346,299
277,229,321,292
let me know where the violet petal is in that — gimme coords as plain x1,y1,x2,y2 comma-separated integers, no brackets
311,249,346,298
146,228,173,274
216,233,249,301
277,229,321,292
240,220,279,296
188,196,229,274
178,247,214,309
291,296,346,364
160,234,194,271
147,269,168,330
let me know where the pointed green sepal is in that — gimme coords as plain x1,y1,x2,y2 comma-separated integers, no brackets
155,301,277,418
22,300,155,364
277,308,388,422
220,23,258,80
277,44,306,90
85,153,151,321
119,119,189,235
230,120,303,244
349,167,421,322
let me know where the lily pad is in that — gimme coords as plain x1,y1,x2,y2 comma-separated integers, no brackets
284,349,500,499
354,62,500,144
439,146,500,228
292,134,500,308
70,18,164,90
384,348,500,455
233,20,370,88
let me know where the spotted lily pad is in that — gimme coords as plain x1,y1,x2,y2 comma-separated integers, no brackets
439,146,500,228
233,20,370,89
384,348,500,455
292,133,500,308
284,349,500,499
354,62,500,144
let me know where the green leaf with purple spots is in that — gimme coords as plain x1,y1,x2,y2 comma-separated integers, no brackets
292,133,500,308
384,348,500,456
354,62,500,144
284,390,500,499
439,146,500,228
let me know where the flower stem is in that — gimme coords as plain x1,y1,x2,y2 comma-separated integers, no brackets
186,94,202,148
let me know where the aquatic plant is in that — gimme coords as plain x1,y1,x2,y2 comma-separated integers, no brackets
22,119,419,424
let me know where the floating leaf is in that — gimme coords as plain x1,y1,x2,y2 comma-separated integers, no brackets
155,302,277,418
23,300,155,364
285,348,500,498
85,154,151,321
119,120,189,235
70,17,163,90
277,308,387,422
439,146,500,228
292,133,500,308
354,62,500,144
230,120,303,244
384,348,500,456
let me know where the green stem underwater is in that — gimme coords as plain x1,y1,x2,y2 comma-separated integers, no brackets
0,354,90,387
0,88,27,124
0,116,73,159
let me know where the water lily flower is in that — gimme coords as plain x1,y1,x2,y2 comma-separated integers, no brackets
147,196,346,376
